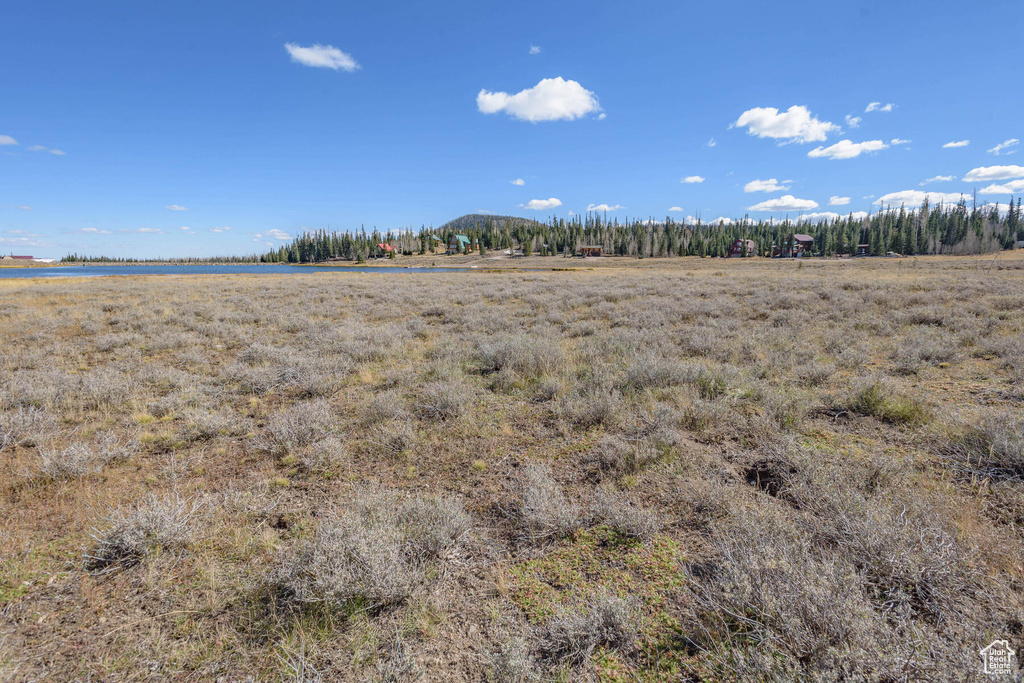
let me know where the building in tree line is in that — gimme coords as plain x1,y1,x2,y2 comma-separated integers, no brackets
775,234,814,258
727,239,756,258
447,234,471,254
10,254,35,260
578,245,603,257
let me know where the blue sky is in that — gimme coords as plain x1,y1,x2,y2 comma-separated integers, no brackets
2,0,1022,258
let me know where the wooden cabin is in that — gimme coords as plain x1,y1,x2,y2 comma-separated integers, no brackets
727,239,756,258
578,245,603,257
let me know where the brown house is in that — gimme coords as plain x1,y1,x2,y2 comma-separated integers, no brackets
778,234,814,258
578,245,603,257
728,239,756,257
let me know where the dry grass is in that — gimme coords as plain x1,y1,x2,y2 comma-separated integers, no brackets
0,254,1023,680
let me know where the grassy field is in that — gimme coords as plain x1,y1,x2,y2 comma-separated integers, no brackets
1,254,1023,681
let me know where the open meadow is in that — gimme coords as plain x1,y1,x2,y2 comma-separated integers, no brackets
2,254,1023,681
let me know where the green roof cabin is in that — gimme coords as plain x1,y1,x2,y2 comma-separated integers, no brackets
447,234,471,254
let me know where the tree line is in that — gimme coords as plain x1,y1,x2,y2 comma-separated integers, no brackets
260,197,1022,263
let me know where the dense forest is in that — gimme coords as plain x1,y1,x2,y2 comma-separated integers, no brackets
260,198,1023,263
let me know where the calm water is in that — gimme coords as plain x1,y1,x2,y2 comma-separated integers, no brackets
0,264,467,279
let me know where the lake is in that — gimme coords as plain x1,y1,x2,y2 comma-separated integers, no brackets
0,264,468,279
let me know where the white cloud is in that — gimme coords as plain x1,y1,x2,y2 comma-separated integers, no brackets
706,138,717,148
477,77,601,123
845,115,861,128
586,203,624,212
963,165,1024,182
979,179,1024,194
208,226,232,233
266,229,291,241
796,212,840,223
808,139,888,160
26,144,64,155
988,138,1019,156
874,190,970,207
0,235,53,248
668,206,684,212
166,204,188,211
511,178,525,186
529,45,541,55
180,226,195,232
848,211,869,220
520,197,562,210
829,196,851,206
733,105,838,144
891,138,911,145
744,178,790,193
920,175,955,185
681,175,705,184
748,195,819,212
865,102,894,113
117,228,163,234
942,140,970,148
709,217,733,225
284,43,359,71
0,135,17,146
76,227,112,235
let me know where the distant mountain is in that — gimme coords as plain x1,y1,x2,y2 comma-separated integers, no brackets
438,214,543,233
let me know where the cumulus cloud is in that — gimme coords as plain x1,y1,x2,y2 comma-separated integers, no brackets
76,227,112,235
943,140,970,148
586,203,624,212
49,149,65,155
891,138,911,145
208,226,232,233
668,206,684,212
477,77,601,122
865,102,894,113
706,138,717,148
0,135,17,146
874,190,970,207
511,178,525,186
979,179,1024,194
744,178,790,193
748,195,819,212
520,197,562,210
166,204,188,211
27,145,45,151
266,229,291,240
988,138,1019,156
963,165,1024,182
529,45,541,55
829,196,851,205
285,43,359,71
733,105,839,144
920,175,956,185
807,139,888,160
845,115,861,128
681,175,705,184
796,212,841,223
848,211,869,220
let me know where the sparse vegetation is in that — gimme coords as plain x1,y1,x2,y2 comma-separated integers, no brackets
2,255,1023,680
